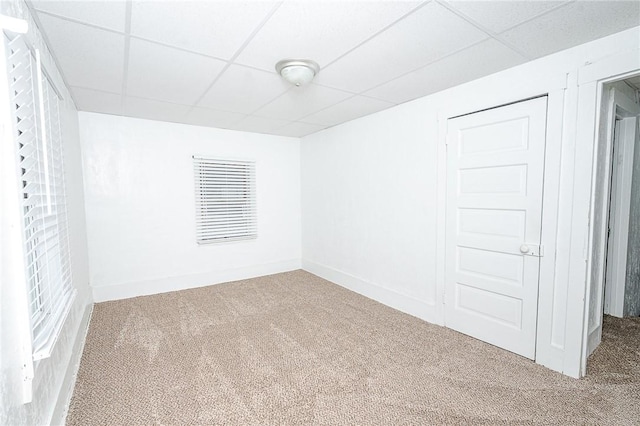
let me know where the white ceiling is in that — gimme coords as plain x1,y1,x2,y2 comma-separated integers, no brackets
30,0,640,137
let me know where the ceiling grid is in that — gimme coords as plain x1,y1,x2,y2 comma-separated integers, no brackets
26,0,640,137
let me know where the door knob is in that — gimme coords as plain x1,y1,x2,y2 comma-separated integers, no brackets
520,244,530,254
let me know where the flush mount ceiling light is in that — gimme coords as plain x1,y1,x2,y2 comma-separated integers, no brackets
275,59,320,87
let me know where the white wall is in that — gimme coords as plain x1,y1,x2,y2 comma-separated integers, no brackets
1,1,93,425
79,113,301,302
302,102,438,317
301,27,640,377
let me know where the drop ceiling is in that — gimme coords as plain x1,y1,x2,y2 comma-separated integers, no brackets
29,0,640,137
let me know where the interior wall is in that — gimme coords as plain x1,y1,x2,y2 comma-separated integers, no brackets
0,1,93,425
301,99,438,321
625,111,640,317
79,112,301,302
301,27,640,377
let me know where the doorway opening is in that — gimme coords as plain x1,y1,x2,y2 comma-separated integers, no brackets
586,74,640,377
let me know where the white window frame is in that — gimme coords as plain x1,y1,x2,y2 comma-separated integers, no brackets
193,156,257,244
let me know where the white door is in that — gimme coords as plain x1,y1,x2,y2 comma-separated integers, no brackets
445,97,548,359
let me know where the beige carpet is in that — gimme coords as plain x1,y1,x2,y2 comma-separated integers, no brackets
67,270,640,425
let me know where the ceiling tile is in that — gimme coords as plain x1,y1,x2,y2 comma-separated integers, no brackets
130,1,277,60
277,122,326,138
234,1,422,72
33,0,127,32
37,14,125,93
198,65,290,114
183,107,245,129
317,2,489,93
126,38,227,105
230,116,291,134
444,1,569,33
500,1,640,59
253,84,352,121
123,96,191,123
365,39,526,104
302,95,394,126
71,86,122,115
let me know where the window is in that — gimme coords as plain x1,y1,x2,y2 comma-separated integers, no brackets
193,156,257,244
6,33,75,360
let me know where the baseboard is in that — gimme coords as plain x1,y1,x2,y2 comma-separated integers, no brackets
92,259,302,302
302,259,442,325
51,302,93,426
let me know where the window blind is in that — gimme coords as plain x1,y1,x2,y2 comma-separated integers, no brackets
6,33,75,360
193,156,257,244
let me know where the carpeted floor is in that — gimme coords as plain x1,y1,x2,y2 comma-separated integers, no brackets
66,270,640,425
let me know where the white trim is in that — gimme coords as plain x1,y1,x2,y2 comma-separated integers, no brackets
568,79,600,378
0,30,35,403
434,109,448,327
548,70,583,378
593,89,619,325
92,259,302,302
435,87,566,125
51,303,93,426
578,48,640,86
302,259,440,325
534,90,566,372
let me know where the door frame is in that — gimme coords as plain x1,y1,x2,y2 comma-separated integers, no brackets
602,88,639,319
584,84,639,358
571,49,640,377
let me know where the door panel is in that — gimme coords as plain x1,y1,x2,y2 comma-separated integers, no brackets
445,97,548,359
456,283,522,327
459,164,528,195
457,247,524,289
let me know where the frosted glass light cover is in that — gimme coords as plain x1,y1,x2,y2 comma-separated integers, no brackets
281,65,315,86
